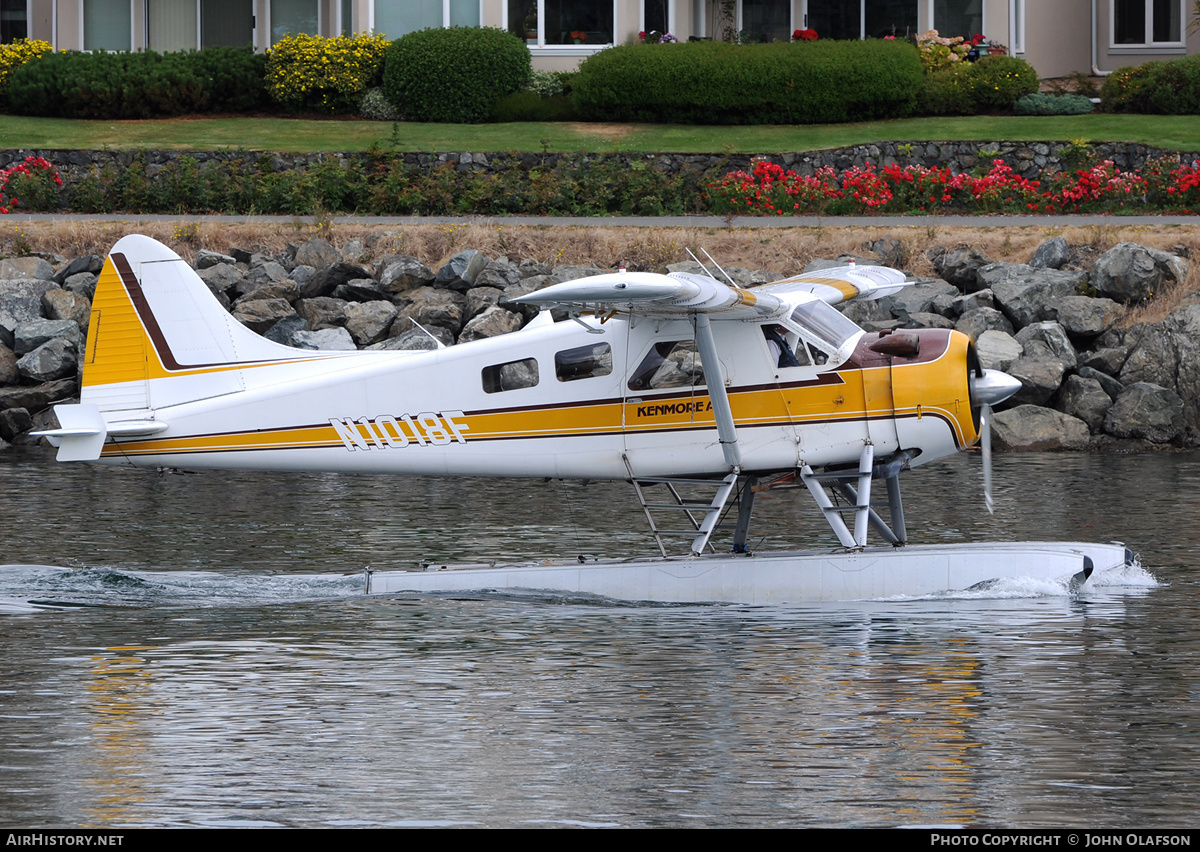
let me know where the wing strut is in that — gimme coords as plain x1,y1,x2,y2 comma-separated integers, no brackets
693,314,741,470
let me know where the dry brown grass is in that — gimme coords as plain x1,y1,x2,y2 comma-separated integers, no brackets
5,218,1200,322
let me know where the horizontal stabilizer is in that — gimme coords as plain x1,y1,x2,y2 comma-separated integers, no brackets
32,404,107,462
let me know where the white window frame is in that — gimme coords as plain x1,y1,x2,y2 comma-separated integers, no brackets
502,0,617,57
371,0,483,36
1110,0,1186,51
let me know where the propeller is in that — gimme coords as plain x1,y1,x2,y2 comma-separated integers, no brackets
970,369,1022,514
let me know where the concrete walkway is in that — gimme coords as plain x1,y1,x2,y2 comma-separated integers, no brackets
7,213,1200,227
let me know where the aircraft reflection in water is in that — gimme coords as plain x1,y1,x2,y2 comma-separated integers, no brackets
38,236,1134,603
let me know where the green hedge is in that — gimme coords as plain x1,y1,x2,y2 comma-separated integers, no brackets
572,40,923,125
383,27,531,123
5,48,268,118
1102,54,1200,114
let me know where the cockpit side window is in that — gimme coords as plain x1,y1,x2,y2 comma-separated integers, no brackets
628,341,706,391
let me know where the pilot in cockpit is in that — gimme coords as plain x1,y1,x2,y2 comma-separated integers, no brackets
763,324,803,368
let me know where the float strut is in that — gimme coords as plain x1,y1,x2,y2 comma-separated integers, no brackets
853,443,874,547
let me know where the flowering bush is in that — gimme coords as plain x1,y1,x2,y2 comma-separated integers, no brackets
266,32,390,114
792,29,818,41
704,157,1195,216
0,156,63,214
0,38,51,95
917,29,968,72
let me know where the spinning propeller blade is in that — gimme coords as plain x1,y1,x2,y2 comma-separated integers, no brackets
970,368,1022,515
981,403,993,514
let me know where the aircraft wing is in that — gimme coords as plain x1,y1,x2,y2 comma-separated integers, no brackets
757,264,909,306
512,271,783,320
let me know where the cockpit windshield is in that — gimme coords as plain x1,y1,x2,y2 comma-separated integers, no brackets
786,301,863,356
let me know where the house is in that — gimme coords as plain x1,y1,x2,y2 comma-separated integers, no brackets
4,0,1197,80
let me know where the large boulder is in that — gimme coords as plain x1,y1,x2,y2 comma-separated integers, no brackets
379,256,435,294
1015,321,1077,370
0,257,54,280
975,329,1023,372
1007,355,1067,407
1091,242,1186,305
293,237,341,270
1054,375,1112,433
16,338,77,382
232,298,298,334
395,287,467,336
1052,295,1125,338
0,279,57,348
459,305,524,342
1029,236,1070,270
435,250,489,291
993,405,1090,451
343,301,398,346
977,264,1088,330
1103,382,1186,443
932,247,993,290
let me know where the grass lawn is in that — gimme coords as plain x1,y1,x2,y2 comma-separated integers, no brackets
3,113,1199,154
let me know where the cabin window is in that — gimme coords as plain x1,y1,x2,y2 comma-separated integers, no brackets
628,341,706,391
555,343,612,382
482,358,539,393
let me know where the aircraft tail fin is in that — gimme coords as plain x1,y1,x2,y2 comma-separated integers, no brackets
78,235,312,414
39,235,321,460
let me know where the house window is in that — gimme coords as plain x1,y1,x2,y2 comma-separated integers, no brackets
1114,0,1183,45
271,0,318,43
1,0,28,41
508,0,614,47
741,0,790,43
374,0,480,38
932,0,983,41
643,0,669,36
85,0,132,50
149,0,198,51
202,0,254,47
805,1,917,40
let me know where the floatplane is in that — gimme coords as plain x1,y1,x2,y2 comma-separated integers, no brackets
37,235,1132,603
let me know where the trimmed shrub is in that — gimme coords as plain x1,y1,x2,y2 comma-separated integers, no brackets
1013,92,1094,116
0,38,51,99
383,27,531,123
969,54,1038,110
266,33,389,114
918,64,977,116
1102,54,1200,114
5,48,267,118
573,39,922,125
